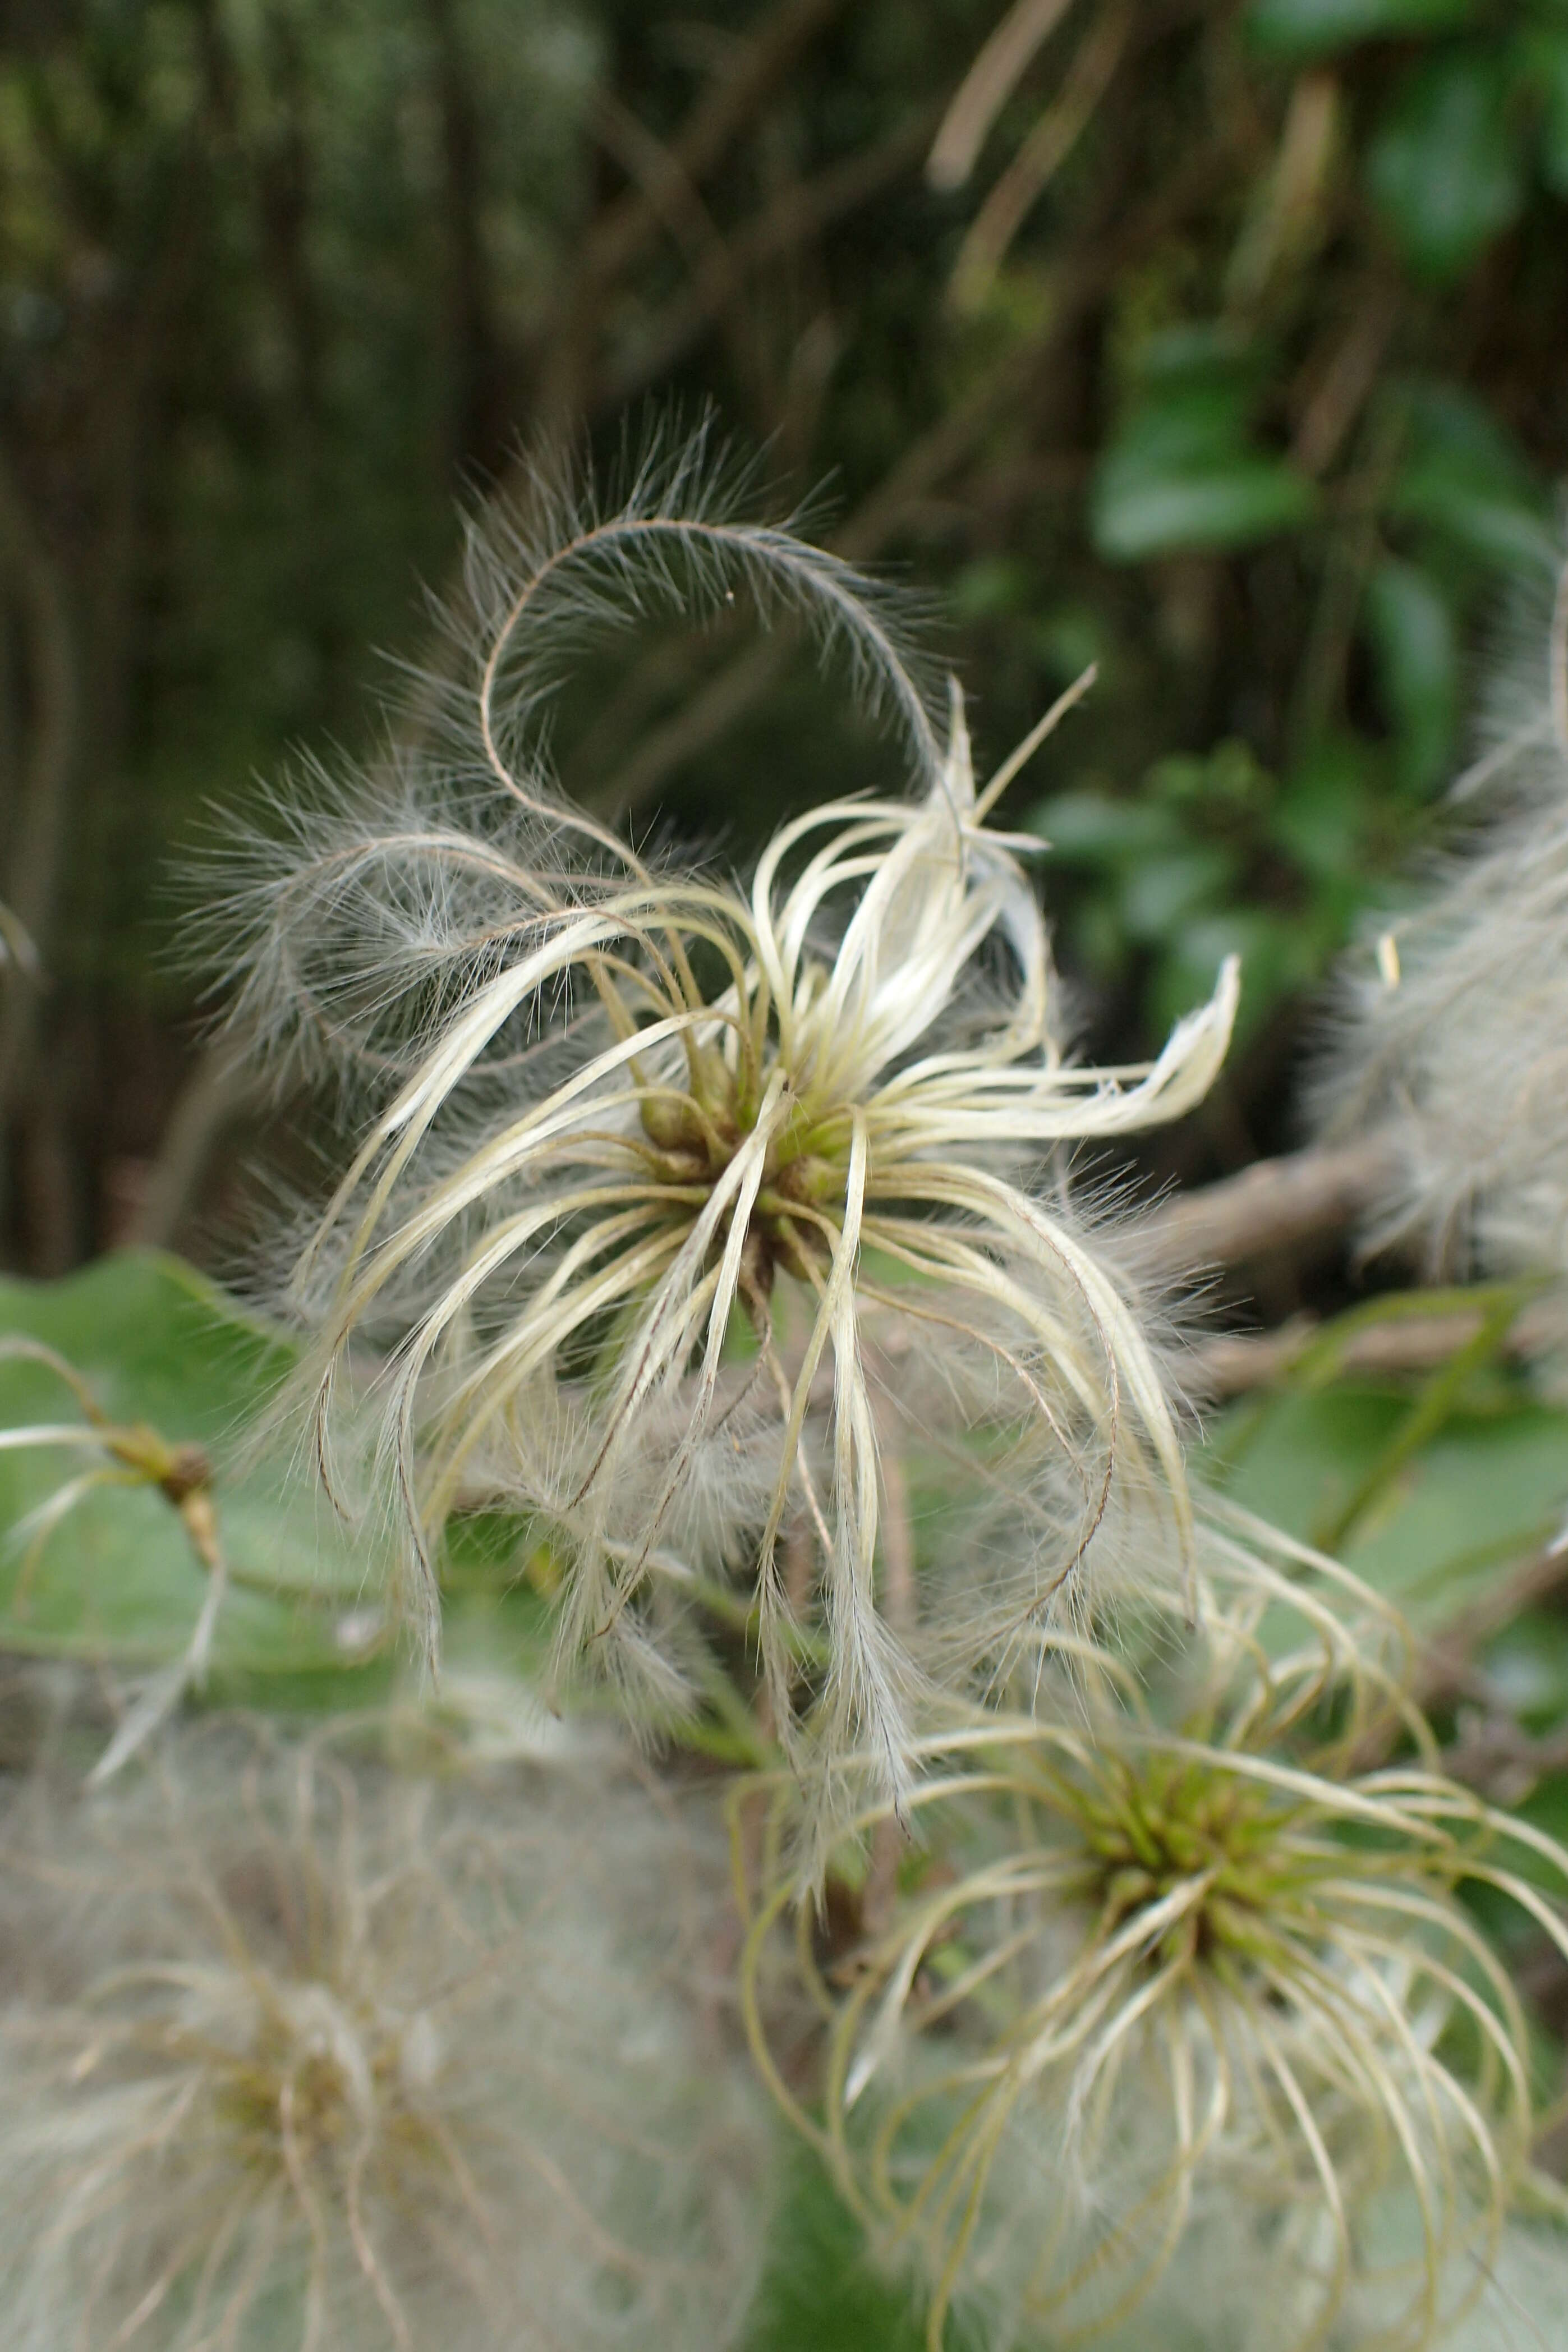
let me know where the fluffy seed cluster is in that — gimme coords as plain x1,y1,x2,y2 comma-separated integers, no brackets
0,1719,770,2352
1314,554,1568,1282
1040,2208,1568,2352
738,1520,1568,2352
219,429,1236,1817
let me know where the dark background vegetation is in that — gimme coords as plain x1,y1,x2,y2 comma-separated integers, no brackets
1,0,1565,1277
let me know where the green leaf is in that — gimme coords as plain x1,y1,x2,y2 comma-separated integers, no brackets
1362,558,1458,794
1093,456,1316,562
1094,327,1317,561
1204,1380,1568,1627
1388,379,1555,571
1074,886,1134,981
1153,905,1315,1039
1246,0,1476,58
1149,738,1275,820
1130,321,1264,401
1392,476,1556,572
1400,378,1537,488
1272,735,1378,880
1027,790,1184,865
1368,50,1528,282
0,1251,389,1679
741,2147,941,2352
1118,845,1239,946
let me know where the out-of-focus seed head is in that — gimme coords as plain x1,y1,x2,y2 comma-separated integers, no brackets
1314,552,1568,1292
0,1718,772,2351
738,1526,1567,2351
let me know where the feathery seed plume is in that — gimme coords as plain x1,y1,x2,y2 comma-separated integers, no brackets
738,1521,1568,2351
1314,553,1568,1284
217,425,1238,1820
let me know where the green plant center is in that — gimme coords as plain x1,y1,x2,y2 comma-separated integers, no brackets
637,1028,850,1290
1078,1756,1298,1965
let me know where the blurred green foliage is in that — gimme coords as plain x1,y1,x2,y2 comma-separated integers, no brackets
0,1251,385,1683
1208,1293,1568,1621
1,16,1567,2325
3,1248,1568,2343
740,2147,939,2352
0,1250,551,1711
1093,326,1321,562
0,0,1562,1231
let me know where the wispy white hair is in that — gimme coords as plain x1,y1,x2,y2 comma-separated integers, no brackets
1313,550,1568,1282
738,1524,1566,2352
206,421,1237,1836
0,1717,771,2351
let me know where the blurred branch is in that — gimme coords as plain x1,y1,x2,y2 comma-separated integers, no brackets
1291,283,1397,479
604,109,934,408
591,129,1237,818
1225,70,1340,318
589,85,730,281
601,636,792,825
1190,1294,1564,1402
947,0,1132,315
1287,386,1407,756
0,448,80,1140
592,0,845,249
928,0,1078,191
1138,1131,1399,1273
539,0,848,418
125,1051,256,1253
424,0,508,474
0,902,40,981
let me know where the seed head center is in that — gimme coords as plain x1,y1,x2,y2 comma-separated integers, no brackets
1083,1760,1290,1964
637,1036,850,1292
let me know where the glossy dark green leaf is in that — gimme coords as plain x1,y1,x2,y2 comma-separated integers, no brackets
1246,0,1475,58
1368,52,1527,282
1362,558,1458,794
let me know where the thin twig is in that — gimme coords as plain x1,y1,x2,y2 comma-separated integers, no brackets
928,0,1078,191
1188,1294,1563,1402
537,0,848,419
603,111,935,409
946,0,1132,314
1136,1131,1400,1273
